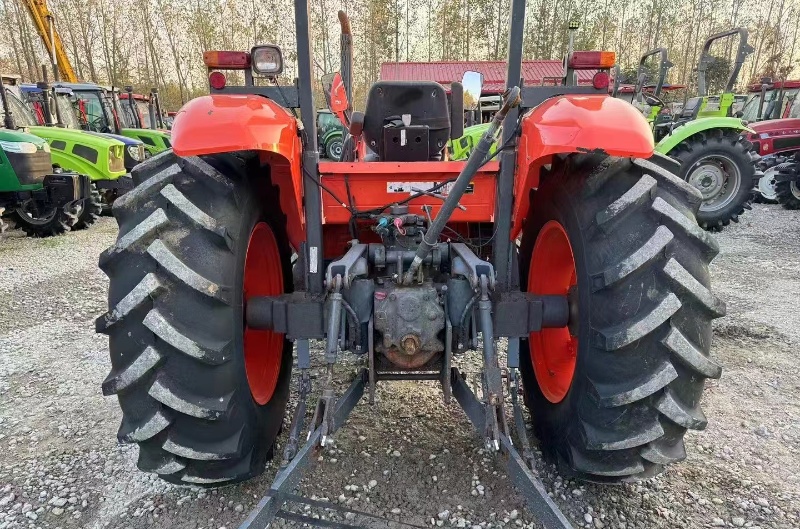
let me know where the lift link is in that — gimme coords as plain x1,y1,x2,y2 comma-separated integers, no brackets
477,275,508,452
315,275,345,447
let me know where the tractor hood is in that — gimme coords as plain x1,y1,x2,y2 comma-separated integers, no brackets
27,125,125,149
83,130,143,147
0,127,49,147
747,118,800,134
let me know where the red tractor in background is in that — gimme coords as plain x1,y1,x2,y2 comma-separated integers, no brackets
97,2,724,526
741,79,800,205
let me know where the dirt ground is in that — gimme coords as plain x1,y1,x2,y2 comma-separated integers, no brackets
0,203,799,529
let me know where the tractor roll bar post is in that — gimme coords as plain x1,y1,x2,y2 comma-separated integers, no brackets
295,0,325,294
492,0,526,291
697,28,753,97
635,48,671,102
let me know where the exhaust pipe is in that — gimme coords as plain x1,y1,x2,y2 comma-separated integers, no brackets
338,11,353,105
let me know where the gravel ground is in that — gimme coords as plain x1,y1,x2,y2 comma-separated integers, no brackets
1,204,799,529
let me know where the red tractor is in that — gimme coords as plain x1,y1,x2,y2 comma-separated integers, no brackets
97,2,724,526
742,79,800,204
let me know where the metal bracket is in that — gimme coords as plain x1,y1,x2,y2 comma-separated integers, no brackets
245,292,325,339
450,242,495,289
326,243,368,288
493,291,570,337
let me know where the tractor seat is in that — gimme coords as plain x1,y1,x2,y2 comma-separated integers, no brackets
362,81,451,162
680,97,703,120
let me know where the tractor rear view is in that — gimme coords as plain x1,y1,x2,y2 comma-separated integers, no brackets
97,0,724,525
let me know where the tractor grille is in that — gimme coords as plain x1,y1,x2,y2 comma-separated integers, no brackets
108,145,125,173
7,151,51,186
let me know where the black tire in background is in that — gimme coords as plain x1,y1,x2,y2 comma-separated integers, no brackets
775,162,800,210
754,156,786,204
8,201,75,238
71,187,103,230
670,130,759,231
97,150,293,485
519,153,725,483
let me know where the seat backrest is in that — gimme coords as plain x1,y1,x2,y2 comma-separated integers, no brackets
363,81,451,161
681,97,703,120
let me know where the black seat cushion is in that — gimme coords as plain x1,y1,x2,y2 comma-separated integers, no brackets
363,81,451,161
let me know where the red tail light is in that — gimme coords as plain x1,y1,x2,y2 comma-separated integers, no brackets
592,72,610,90
209,71,227,90
568,51,616,69
203,51,251,70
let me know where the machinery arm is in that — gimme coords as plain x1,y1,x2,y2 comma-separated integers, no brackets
21,0,78,83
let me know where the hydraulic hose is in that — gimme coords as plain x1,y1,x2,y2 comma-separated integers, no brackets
402,86,521,285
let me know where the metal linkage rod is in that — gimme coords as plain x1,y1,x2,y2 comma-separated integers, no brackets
450,368,574,529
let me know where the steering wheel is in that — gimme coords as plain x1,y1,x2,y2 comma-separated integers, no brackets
641,91,666,108
88,115,110,133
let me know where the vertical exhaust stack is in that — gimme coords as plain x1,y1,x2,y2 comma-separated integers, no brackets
36,82,55,126
0,82,14,130
338,11,353,105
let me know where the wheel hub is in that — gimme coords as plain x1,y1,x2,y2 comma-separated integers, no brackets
792,181,800,200
527,220,578,404
243,222,285,405
759,168,779,200
688,164,725,199
687,155,742,212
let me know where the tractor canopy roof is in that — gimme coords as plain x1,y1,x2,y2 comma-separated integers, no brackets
747,80,800,92
20,83,74,96
380,60,597,93
613,83,686,94
119,92,149,102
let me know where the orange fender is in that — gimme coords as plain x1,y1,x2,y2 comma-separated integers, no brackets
512,95,655,238
171,94,305,249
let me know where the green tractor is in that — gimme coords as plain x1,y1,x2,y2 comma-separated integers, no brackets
3,82,127,230
448,74,499,161
317,109,345,159
52,83,171,156
22,83,144,213
0,84,89,237
117,87,172,154
633,30,760,230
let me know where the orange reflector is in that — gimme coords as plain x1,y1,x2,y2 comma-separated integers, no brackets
203,51,252,70
568,51,616,70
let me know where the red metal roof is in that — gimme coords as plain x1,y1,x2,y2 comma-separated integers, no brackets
747,80,800,92
380,60,597,92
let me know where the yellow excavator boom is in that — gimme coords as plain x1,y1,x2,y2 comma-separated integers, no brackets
21,0,78,83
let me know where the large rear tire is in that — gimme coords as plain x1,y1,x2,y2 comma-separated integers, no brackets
669,130,758,231
97,150,293,485
519,153,725,483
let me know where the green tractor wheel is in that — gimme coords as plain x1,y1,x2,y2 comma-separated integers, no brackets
670,130,758,230
325,137,344,160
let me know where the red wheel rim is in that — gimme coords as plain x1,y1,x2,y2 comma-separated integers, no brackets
527,220,578,403
243,222,284,405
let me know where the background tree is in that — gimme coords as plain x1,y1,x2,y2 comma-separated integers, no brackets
2,0,799,111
